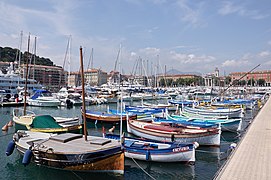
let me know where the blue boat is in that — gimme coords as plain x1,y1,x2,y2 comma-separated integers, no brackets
105,134,198,163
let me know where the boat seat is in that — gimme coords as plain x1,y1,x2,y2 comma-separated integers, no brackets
49,133,82,143
125,140,135,147
89,138,112,145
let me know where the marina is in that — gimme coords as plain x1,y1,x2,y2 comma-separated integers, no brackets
0,93,266,179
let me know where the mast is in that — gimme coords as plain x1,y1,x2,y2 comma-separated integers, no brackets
68,35,72,87
119,43,123,140
80,46,87,141
23,33,31,115
33,36,37,80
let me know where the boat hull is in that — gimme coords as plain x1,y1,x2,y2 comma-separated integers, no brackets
127,120,220,146
14,131,124,174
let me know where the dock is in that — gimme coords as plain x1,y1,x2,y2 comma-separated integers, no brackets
215,96,271,179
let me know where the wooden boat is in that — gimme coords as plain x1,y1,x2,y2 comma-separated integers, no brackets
127,118,221,146
161,114,242,132
6,47,124,174
12,108,82,133
183,106,243,118
9,130,124,173
105,134,198,163
84,110,137,123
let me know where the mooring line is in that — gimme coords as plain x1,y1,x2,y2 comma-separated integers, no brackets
131,157,156,180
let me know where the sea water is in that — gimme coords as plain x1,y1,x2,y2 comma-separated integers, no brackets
0,100,258,180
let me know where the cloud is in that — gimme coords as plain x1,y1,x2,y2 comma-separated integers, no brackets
175,0,206,27
222,59,250,67
170,51,215,64
218,1,269,20
139,47,160,56
258,51,270,57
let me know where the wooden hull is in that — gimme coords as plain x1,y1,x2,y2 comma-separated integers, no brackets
85,110,136,123
127,119,221,146
14,131,124,174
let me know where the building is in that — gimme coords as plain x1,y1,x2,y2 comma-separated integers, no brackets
68,69,108,87
229,70,271,86
85,68,107,86
20,64,66,91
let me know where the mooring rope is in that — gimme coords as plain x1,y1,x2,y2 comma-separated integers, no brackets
71,171,83,180
196,149,223,154
131,157,156,180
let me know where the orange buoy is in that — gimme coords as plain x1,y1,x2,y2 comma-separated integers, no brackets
7,120,13,127
2,123,8,131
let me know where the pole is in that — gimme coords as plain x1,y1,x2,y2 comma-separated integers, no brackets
80,47,87,141
23,33,30,115
221,64,260,96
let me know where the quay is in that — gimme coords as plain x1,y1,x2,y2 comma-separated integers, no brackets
215,96,271,179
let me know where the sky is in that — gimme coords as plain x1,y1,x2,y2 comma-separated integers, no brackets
0,0,271,76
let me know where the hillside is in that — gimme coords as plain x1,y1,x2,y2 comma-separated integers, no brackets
0,46,56,67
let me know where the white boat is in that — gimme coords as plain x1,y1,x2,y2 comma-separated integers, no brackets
183,106,243,118
27,89,61,107
55,87,82,107
105,134,198,163
0,62,42,95
127,118,221,146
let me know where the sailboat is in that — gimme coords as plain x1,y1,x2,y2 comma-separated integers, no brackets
6,47,124,174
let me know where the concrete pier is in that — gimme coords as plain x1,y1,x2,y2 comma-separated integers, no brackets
215,96,271,179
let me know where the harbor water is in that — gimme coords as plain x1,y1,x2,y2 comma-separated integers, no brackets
0,100,258,180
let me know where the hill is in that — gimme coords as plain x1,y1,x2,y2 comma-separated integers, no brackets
0,46,57,67
166,68,201,76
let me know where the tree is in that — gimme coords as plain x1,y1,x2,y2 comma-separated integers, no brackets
257,79,265,86
247,79,255,86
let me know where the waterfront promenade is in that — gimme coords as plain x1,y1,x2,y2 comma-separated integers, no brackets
215,96,271,179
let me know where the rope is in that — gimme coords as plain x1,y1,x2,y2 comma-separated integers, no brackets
131,157,156,180
196,149,223,154
70,171,83,180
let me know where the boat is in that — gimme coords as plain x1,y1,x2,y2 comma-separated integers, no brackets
160,114,242,132
127,118,221,146
6,46,124,174
55,87,82,107
84,109,137,123
0,62,42,95
182,106,243,118
12,108,82,133
8,130,124,173
105,134,199,163
27,89,61,107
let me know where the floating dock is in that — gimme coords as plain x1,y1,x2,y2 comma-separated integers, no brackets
215,96,271,179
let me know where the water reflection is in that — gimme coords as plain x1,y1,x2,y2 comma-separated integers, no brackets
125,158,195,180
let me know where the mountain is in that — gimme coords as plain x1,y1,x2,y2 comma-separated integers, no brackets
165,68,201,76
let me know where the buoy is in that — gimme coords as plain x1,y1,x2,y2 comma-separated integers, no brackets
6,140,15,156
7,120,13,127
193,142,200,149
2,123,8,131
229,143,237,150
108,126,115,133
22,149,33,166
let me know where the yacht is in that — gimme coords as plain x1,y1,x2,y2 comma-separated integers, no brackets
0,62,42,96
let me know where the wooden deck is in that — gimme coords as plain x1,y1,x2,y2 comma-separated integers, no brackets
215,96,271,179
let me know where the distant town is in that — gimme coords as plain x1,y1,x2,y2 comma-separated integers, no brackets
0,46,270,92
